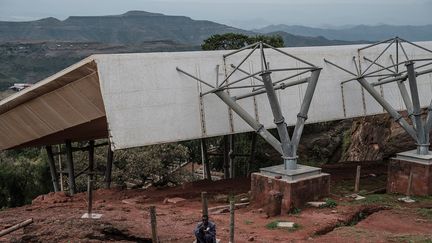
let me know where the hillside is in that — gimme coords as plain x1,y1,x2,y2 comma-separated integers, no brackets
0,11,249,45
0,40,198,93
270,31,365,47
255,24,432,42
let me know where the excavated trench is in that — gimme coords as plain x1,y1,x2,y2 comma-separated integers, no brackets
87,226,152,243
314,206,387,236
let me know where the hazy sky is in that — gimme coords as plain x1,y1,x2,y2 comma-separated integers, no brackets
0,0,431,29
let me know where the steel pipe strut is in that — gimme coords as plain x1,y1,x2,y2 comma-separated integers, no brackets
357,78,417,141
214,90,283,155
261,71,295,170
396,81,416,129
291,69,321,150
406,62,429,155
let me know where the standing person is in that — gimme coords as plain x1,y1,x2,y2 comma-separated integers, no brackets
194,215,216,243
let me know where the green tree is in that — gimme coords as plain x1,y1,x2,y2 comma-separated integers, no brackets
201,33,284,50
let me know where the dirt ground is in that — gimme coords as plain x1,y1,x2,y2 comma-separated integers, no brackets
1,162,432,243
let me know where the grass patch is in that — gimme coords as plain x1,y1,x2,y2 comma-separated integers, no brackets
320,198,337,208
265,220,279,230
244,220,254,225
288,223,301,232
289,207,301,215
343,194,400,207
388,234,432,243
417,208,432,220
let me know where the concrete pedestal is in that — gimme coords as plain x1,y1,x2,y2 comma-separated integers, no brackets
251,164,330,215
387,150,432,196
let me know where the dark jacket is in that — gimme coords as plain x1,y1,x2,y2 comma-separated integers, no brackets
194,220,216,239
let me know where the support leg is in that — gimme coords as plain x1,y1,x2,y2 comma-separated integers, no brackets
247,133,258,176
229,134,235,178
45,145,59,192
223,135,230,179
201,139,212,180
65,140,76,195
406,62,428,155
105,145,113,189
87,140,95,217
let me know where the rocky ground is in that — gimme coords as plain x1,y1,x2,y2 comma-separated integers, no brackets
1,162,432,243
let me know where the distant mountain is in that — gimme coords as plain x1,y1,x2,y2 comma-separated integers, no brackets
0,11,249,45
270,31,365,47
254,24,432,42
0,10,372,94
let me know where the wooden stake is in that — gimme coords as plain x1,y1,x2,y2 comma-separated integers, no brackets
0,219,33,237
201,192,208,216
229,200,235,243
149,206,158,243
354,165,361,193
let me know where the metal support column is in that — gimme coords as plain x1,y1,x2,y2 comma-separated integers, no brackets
406,62,429,155
45,145,60,192
65,140,76,195
260,71,295,170
87,140,95,217
105,145,113,189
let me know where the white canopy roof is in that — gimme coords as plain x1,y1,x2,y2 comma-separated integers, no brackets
1,42,431,150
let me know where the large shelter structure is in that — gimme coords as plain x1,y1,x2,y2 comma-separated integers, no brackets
0,41,432,204
1,42,431,152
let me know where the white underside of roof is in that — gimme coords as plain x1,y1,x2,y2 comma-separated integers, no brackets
94,42,432,150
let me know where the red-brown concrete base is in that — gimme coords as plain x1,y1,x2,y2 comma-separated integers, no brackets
387,156,432,196
250,172,330,215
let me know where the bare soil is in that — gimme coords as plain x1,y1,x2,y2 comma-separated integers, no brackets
1,162,432,243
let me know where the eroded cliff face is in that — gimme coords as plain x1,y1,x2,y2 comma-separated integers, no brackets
298,110,431,163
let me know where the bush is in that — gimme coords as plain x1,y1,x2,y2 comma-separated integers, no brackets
0,149,51,208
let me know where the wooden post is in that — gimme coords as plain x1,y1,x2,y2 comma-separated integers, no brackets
0,218,33,237
229,200,235,243
149,206,158,243
223,135,230,179
58,145,64,191
105,145,113,189
354,165,361,193
201,192,208,216
406,168,414,196
247,133,257,177
200,139,212,180
45,145,59,192
65,140,76,195
229,135,235,178
87,140,95,217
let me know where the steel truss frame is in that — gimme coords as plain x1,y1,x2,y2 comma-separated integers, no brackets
177,42,321,170
324,37,432,155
